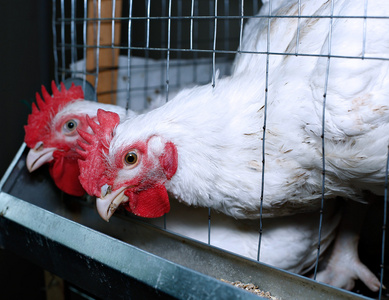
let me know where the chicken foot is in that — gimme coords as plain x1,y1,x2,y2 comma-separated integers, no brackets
314,199,381,292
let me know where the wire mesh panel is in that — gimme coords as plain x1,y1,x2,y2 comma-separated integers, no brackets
46,0,389,299
53,0,259,109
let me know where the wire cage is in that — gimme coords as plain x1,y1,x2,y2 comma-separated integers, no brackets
1,0,389,299
53,0,261,110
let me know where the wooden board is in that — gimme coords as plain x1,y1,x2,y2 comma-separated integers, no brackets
86,0,122,104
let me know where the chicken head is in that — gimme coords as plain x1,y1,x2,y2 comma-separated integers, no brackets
77,109,178,220
25,81,91,196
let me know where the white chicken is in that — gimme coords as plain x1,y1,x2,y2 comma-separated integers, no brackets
77,0,388,291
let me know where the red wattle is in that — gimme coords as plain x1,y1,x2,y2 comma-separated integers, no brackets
125,184,170,218
50,152,85,197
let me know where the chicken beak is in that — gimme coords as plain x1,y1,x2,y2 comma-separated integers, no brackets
96,186,128,222
26,142,56,172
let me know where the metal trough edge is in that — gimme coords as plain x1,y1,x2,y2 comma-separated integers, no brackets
0,191,264,299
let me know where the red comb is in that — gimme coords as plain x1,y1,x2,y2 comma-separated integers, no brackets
24,80,85,147
77,109,121,196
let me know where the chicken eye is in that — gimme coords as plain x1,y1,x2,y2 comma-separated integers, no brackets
63,119,78,135
124,151,138,166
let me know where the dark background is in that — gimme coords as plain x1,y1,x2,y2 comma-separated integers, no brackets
1,1,52,299
1,0,52,178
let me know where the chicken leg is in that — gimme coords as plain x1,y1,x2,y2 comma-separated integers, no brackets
315,199,381,291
